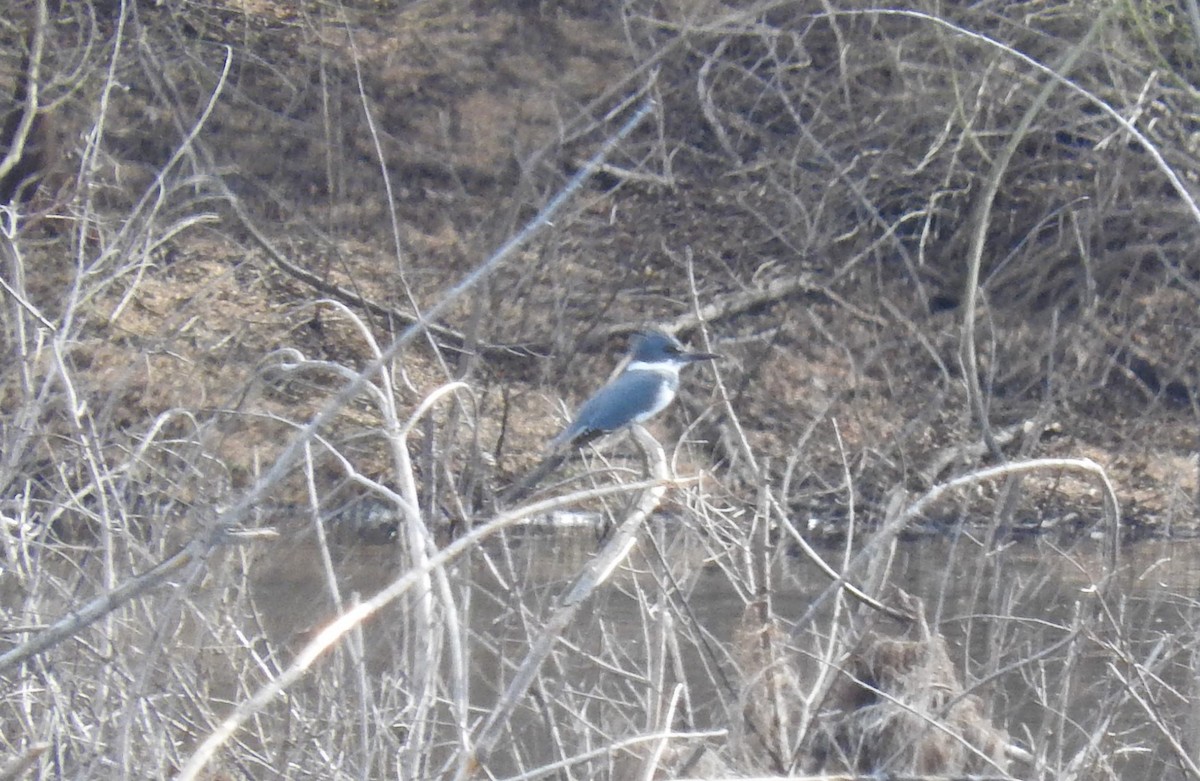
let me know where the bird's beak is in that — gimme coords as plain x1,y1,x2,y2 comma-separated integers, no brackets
684,351,720,362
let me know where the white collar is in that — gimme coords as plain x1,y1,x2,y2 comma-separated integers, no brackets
625,360,684,378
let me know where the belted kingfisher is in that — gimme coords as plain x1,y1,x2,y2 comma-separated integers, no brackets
552,329,719,449
499,329,718,505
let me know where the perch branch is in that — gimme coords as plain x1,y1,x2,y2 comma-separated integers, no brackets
463,424,671,777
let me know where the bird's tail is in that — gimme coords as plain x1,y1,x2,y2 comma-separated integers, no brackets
497,449,569,508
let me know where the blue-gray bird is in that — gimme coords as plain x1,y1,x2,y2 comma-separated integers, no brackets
501,329,717,504
551,329,719,448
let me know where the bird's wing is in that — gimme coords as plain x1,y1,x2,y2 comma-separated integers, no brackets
561,370,670,445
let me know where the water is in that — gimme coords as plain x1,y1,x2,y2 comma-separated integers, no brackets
249,525,1200,778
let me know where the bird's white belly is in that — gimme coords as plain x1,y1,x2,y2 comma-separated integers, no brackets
633,381,676,422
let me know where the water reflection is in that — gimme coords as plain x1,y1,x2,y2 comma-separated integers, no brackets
250,526,1200,778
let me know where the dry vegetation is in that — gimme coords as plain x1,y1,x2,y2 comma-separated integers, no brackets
3,0,1200,778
